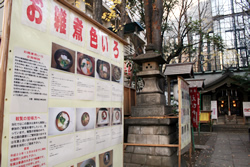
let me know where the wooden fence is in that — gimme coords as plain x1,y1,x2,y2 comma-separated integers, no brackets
124,86,136,116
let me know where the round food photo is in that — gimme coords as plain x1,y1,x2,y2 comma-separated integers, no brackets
76,108,96,131
96,59,110,80
81,112,90,126
48,108,75,136
96,108,110,127
77,52,95,77
56,111,70,131
111,65,122,83
78,158,96,167
112,108,122,125
51,42,75,73
99,150,113,167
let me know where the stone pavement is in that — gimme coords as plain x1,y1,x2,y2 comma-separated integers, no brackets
194,132,250,167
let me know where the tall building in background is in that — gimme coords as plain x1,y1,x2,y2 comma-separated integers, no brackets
210,0,249,70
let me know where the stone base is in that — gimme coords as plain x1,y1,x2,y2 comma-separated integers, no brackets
124,151,178,167
128,125,177,136
136,93,166,106
125,118,178,126
131,105,171,117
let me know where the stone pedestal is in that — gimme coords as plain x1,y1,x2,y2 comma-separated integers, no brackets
124,119,178,167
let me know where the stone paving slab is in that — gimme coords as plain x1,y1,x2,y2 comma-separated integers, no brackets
195,132,250,167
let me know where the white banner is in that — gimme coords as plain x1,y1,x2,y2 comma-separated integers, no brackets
243,102,250,117
211,101,218,119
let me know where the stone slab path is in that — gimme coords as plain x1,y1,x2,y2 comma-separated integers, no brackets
195,132,250,167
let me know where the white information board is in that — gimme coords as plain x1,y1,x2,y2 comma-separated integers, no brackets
1,0,125,167
211,101,218,119
243,102,250,117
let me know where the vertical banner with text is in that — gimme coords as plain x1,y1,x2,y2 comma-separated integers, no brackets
189,87,199,128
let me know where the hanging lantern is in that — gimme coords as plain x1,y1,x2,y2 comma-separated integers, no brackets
124,61,133,77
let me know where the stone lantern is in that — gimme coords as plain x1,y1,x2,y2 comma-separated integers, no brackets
131,45,169,117
124,45,178,167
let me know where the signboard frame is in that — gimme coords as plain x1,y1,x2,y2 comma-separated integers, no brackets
178,76,191,166
0,0,127,166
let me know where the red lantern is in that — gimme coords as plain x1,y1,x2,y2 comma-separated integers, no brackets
124,61,132,77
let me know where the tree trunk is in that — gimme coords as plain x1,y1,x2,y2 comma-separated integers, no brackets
144,0,153,44
197,0,202,72
185,12,191,62
117,0,126,38
152,0,163,53
93,0,102,24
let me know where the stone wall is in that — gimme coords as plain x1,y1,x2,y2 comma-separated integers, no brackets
124,120,178,167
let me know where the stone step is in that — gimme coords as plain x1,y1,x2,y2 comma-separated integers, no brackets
212,124,249,133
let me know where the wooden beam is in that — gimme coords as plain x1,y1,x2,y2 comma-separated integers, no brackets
124,116,179,119
124,143,179,147
0,0,13,162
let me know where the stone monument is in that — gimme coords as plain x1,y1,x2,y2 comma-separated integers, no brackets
124,45,178,167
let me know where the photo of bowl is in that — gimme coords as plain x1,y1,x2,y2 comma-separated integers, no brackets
55,111,70,131
102,110,108,120
54,49,73,71
97,108,110,126
103,152,110,165
79,158,96,167
97,60,110,80
81,112,90,126
112,108,121,124
112,65,122,82
78,54,95,76
115,110,120,121
99,150,113,167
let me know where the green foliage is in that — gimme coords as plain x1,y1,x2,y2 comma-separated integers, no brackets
189,20,225,52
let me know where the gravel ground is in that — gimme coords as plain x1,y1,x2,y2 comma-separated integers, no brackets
183,132,213,167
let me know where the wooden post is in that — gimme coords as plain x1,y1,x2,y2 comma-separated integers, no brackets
228,90,231,116
0,0,13,162
128,87,131,115
168,77,171,106
178,77,182,167
189,143,192,167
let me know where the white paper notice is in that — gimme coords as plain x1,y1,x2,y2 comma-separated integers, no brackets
48,134,75,167
86,24,100,54
243,102,250,117
8,114,47,167
11,47,49,113
75,130,95,157
211,101,218,119
111,125,123,146
76,77,95,100
96,80,111,101
50,71,75,99
69,13,85,47
95,128,111,152
22,0,47,32
51,2,69,40
112,39,121,62
99,31,110,58
111,83,123,102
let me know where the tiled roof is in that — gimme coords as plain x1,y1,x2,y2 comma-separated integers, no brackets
164,62,194,78
185,79,205,88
